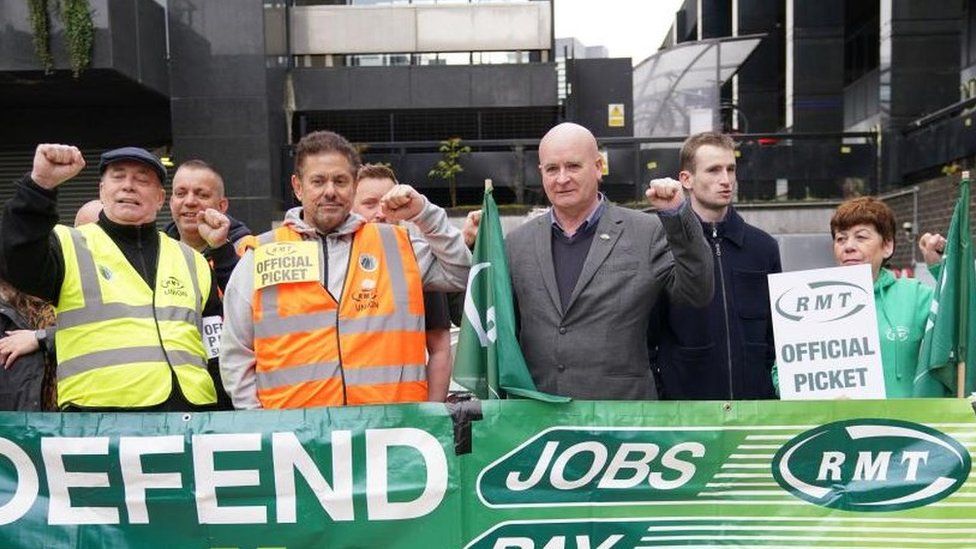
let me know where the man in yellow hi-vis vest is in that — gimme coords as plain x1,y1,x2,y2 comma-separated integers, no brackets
220,131,471,409
1,144,230,411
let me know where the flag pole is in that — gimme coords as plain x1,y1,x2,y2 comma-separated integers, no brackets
959,170,970,398
958,360,965,398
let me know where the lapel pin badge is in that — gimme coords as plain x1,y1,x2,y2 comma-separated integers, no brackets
599,233,610,240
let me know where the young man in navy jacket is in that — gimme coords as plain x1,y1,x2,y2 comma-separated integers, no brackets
650,132,782,400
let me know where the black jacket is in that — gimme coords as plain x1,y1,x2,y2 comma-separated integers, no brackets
163,216,252,293
650,206,782,400
0,302,47,411
1,175,231,410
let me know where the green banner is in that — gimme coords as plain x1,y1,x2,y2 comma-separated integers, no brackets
0,400,973,548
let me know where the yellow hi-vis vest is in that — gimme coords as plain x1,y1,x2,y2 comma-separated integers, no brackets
53,224,217,409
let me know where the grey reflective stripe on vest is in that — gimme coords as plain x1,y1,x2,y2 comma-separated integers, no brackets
58,346,206,380
256,361,341,391
58,303,198,330
68,228,105,308
177,242,204,320
340,312,423,334
344,363,427,386
375,224,410,310
255,308,338,338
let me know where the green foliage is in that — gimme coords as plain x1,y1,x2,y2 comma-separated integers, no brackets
428,137,471,207
28,0,53,74
57,0,94,78
26,0,93,77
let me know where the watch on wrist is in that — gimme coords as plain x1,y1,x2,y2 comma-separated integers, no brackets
34,329,46,342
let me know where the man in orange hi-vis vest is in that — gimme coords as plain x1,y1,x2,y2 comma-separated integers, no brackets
220,131,471,409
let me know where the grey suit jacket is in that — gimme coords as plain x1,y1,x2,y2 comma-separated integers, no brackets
506,202,713,400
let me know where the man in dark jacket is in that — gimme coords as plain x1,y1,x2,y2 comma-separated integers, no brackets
650,132,782,400
165,160,251,293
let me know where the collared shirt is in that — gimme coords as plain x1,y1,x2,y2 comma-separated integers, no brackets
550,193,606,240
549,194,606,310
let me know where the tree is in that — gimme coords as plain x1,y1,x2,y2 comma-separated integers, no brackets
428,137,471,207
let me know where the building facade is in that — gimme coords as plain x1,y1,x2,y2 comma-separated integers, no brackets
0,0,556,230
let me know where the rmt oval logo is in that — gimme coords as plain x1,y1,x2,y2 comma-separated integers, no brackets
773,419,971,512
774,280,869,322
264,242,298,257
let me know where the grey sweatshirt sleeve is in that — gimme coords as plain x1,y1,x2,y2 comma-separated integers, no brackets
218,250,262,410
407,197,472,292
657,201,714,307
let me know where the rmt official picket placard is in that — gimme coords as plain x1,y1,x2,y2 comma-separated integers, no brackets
769,264,886,399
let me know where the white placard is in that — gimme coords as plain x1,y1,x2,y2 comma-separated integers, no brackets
768,264,886,400
201,316,223,360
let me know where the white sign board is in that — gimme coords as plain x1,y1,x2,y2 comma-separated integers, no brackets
768,264,886,400
201,315,223,360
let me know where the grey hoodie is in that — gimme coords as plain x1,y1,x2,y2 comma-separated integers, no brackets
220,199,471,409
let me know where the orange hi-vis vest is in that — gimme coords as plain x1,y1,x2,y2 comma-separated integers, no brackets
241,222,427,408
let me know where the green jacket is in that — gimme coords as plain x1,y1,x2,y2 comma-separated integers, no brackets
874,268,934,397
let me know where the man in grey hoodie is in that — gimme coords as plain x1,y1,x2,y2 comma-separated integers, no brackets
220,131,471,409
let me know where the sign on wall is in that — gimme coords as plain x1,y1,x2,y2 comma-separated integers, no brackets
608,104,625,127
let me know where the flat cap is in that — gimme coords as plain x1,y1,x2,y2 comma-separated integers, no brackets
98,147,167,185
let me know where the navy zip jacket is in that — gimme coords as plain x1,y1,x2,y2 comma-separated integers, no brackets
649,206,782,400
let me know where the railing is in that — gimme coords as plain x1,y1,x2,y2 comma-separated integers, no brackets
287,132,880,207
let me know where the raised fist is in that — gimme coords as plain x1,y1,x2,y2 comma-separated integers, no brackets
918,232,947,266
380,184,427,223
645,177,685,211
31,144,85,190
197,208,231,248
462,209,482,249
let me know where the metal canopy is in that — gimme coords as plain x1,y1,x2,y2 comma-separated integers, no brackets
633,34,765,137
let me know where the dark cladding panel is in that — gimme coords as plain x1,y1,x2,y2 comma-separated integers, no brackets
108,0,139,79
790,0,844,132
293,64,557,111
410,66,472,108
168,0,277,231
736,0,784,132
350,67,412,109
566,58,633,137
293,69,354,111
882,0,961,128
793,36,845,93
471,66,534,107
738,0,780,32
701,0,732,39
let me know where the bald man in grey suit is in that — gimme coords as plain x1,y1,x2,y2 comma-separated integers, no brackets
500,123,713,400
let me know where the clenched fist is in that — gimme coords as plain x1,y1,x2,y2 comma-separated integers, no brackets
197,208,231,249
31,144,86,190
380,184,428,223
918,232,947,266
462,209,482,249
645,177,685,211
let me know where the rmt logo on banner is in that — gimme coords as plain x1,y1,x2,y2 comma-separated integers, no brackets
773,419,971,511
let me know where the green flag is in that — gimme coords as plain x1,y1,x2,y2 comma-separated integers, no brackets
913,174,976,397
453,187,568,402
